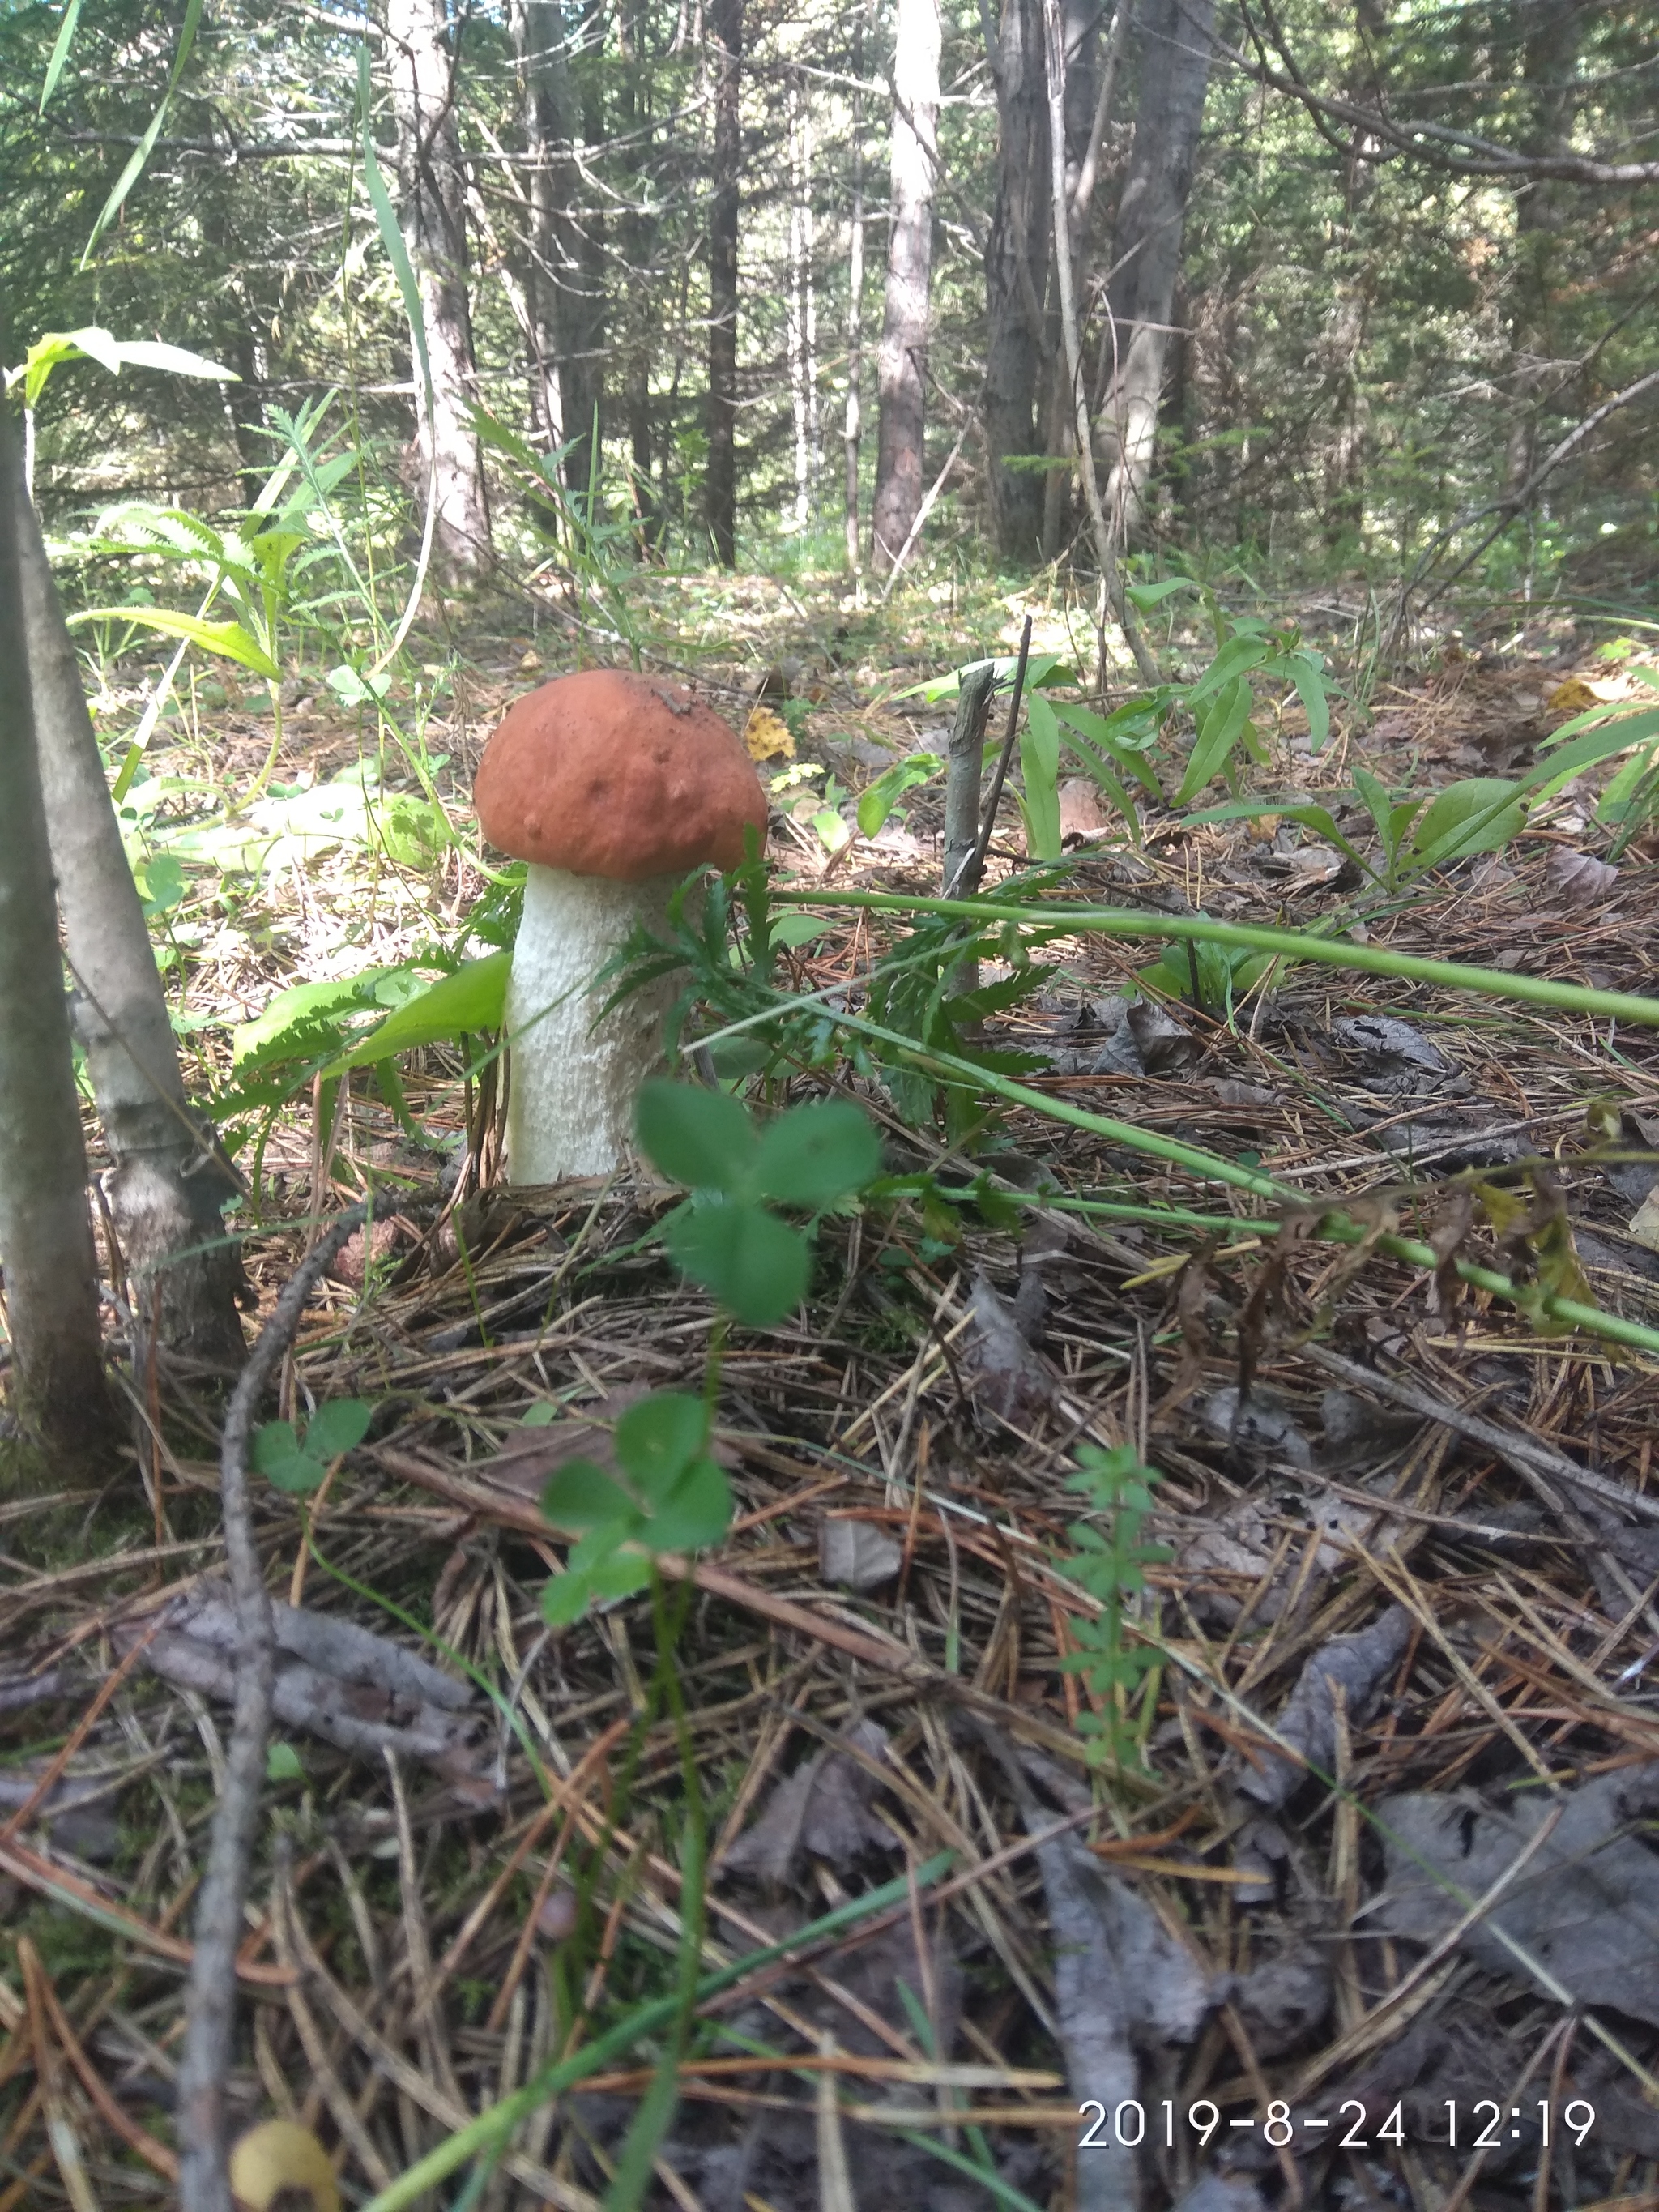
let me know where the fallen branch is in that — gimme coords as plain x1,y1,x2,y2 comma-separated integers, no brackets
175,1202,365,2212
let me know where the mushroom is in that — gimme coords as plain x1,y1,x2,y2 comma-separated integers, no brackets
474,668,768,1185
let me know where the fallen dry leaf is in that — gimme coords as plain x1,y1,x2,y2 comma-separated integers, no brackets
720,1719,898,1881
1545,845,1618,908
1239,1603,1412,1806
818,1518,902,1591
1631,1188,1659,1252
1374,1764,1659,2021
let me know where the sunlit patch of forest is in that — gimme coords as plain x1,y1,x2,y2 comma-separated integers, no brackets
2,2,1659,2208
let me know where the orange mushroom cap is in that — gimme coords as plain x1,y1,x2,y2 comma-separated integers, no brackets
474,668,768,883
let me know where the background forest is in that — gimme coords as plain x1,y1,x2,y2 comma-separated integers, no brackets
3,0,1655,607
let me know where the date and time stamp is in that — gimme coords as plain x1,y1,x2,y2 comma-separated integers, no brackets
1077,2099,1599,2155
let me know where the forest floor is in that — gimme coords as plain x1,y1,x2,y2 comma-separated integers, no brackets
5,561,1659,2212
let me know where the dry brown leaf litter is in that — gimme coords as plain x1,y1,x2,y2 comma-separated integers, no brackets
4,626,1659,2211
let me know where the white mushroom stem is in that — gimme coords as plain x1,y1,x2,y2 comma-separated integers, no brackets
503,865,679,1184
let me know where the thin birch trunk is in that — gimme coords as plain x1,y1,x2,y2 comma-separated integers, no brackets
870,0,940,574
0,416,119,1484
12,476,246,1374
1098,0,1215,538
387,0,494,576
844,23,866,574
706,0,743,566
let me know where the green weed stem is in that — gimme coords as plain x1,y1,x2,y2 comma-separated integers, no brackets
776,886,1659,1030
356,1851,956,2212
828,1006,1659,1356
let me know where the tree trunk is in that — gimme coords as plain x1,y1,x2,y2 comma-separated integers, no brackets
870,0,940,574
844,19,867,574
1503,0,1584,493
982,0,1051,562
387,0,493,577
11,474,246,1376
1099,0,1215,538
1319,0,1384,546
510,0,591,469
787,81,815,532
1039,0,1118,559
0,416,120,1484
706,0,743,567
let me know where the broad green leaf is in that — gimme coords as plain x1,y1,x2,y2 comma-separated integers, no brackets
265,1741,305,1783
1177,676,1252,804
65,606,278,679
1124,575,1200,609
1184,630,1270,707
1192,797,1374,878
542,1570,598,1626
615,1392,708,1499
1406,778,1525,872
665,1200,810,1326
642,1458,733,1553
1269,648,1333,749
358,45,431,408
636,1078,757,1194
232,967,415,1070
541,1460,635,1533
83,0,204,262
252,1420,326,1495
110,339,237,384
586,1551,655,1600
770,912,831,949
40,0,83,112
1352,766,1397,848
20,327,120,407
326,955,509,1073
252,1420,301,1470
1021,694,1063,861
753,1100,881,1208
304,1399,374,1460
856,752,942,836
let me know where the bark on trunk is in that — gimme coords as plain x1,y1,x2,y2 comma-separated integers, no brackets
1319,0,1384,545
12,475,246,1375
1100,0,1214,538
1040,0,1116,559
388,0,493,577
1503,0,1584,493
510,0,600,479
0,420,119,1483
870,0,940,574
844,19,867,574
982,0,1051,562
706,0,743,567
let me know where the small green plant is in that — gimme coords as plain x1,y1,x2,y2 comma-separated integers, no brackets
1055,1443,1168,1769
537,1078,881,1627
254,1397,375,1494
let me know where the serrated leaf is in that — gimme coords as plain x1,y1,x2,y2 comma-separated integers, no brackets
664,1200,810,1326
540,1459,635,1532
636,1078,757,1193
65,606,278,679
614,1392,708,1499
752,1100,881,1208
304,1399,373,1460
